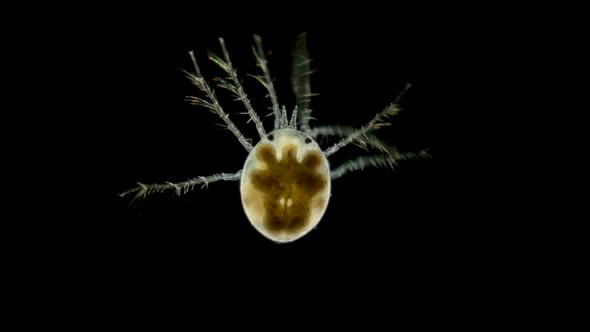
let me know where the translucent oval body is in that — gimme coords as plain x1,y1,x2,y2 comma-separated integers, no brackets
240,129,331,243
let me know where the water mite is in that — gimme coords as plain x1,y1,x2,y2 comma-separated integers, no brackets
120,33,429,243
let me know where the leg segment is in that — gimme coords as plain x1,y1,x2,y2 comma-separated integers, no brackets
120,170,243,205
251,35,281,130
330,150,430,180
310,125,392,154
323,84,411,157
185,52,253,152
208,38,266,139
291,33,316,133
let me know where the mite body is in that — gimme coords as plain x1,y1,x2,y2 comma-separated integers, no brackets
241,129,331,243
121,33,429,243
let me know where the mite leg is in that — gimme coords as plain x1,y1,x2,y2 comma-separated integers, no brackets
323,84,412,157
291,33,316,133
208,38,266,139
120,170,243,205
184,52,253,152
251,35,281,130
310,125,393,154
330,151,430,180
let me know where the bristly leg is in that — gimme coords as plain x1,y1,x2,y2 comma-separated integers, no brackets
208,38,266,139
251,35,281,130
184,51,253,152
291,33,317,133
330,150,431,180
323,83,412,157
314,123,431,179
119,170,244,206
310,125,393,154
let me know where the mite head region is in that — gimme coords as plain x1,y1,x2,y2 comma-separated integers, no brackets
240,129,331,243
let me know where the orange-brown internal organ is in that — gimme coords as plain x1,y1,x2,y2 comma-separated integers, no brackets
248,143,327,235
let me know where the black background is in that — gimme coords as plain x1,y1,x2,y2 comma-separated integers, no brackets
1,13,589,327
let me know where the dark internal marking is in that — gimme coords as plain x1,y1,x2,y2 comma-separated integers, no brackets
250,143,327,234
304,137,312,144
267,134,274,141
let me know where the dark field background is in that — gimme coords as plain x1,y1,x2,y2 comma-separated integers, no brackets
1,20,589,326
1,28,588,286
